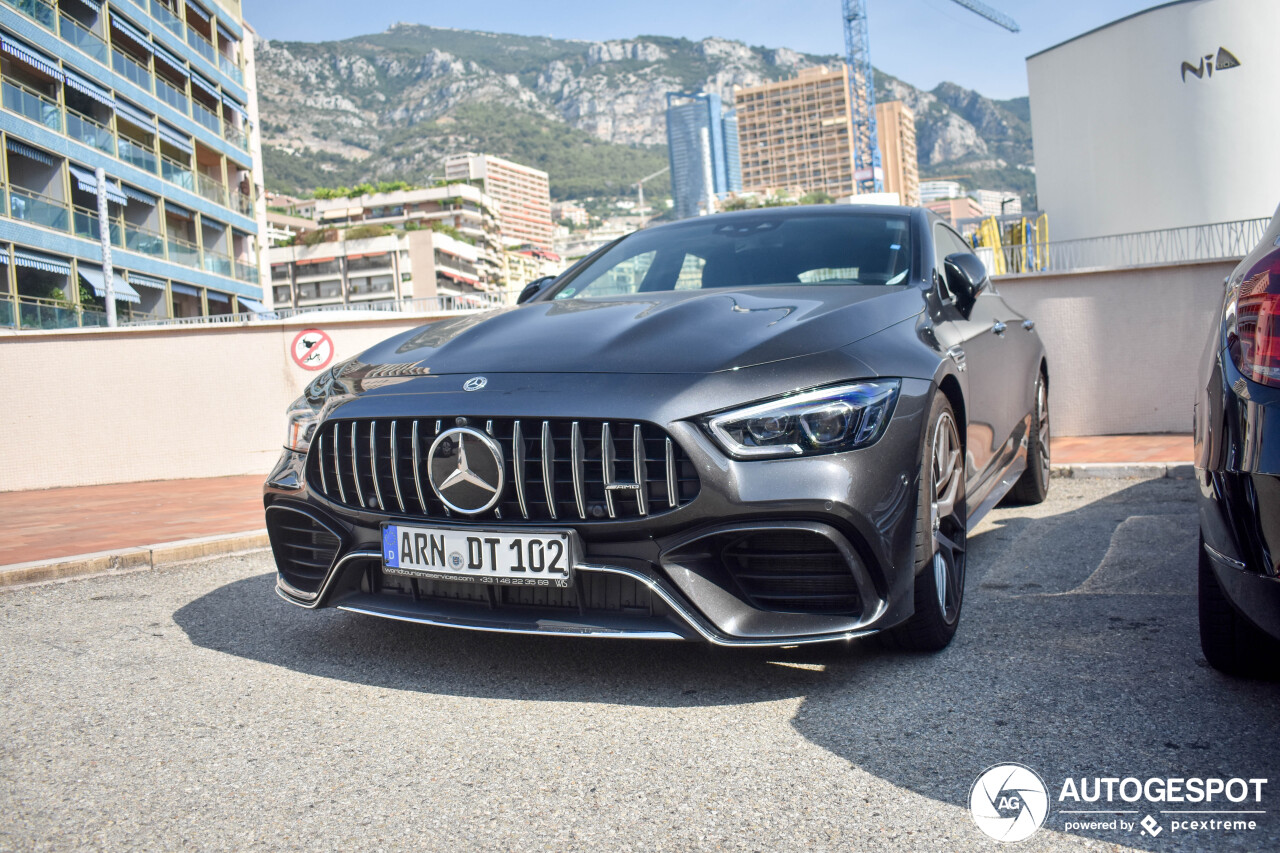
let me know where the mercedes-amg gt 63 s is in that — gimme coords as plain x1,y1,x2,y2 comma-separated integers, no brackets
1195,203,1280,676
265,205,1049,650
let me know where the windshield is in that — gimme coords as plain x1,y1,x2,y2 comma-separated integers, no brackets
551,212,913,300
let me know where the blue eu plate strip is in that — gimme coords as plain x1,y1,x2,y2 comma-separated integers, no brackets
383,526,399,567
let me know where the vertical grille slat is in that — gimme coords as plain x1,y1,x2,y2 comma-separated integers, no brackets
370,421,385,511
541,420,557,521
308,417,698,523
570,421,587,520
389,421,406,513
513,420,529,519
350,421,365,508
411,420,428,515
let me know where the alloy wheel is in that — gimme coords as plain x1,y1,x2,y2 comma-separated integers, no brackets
1037,378,1051,489
930,412,966,624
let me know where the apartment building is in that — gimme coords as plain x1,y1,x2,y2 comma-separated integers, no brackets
919,180,965,203
875,100,919,207
310,182,504,285
734,64,871,200
926,196,984,230
0,0,266,329
444,152,552,250
267,227,484,309
973,188,1022,217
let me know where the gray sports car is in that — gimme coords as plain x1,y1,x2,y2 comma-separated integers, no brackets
265,205,1049,649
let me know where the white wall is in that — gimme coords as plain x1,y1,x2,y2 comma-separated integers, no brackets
0,261,1239,492
996,260,1236,436
1028,0,1280,241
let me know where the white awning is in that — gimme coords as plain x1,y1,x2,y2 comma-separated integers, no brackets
157,122,193,154
185,1,210,23
0,34,62,80
79,267,141,304
13,250,71,275
6,139,53,166
115,100,154,132
153,44,188,79
121,184,156,206
68,165,127,205
110,14,152,53
190,73,218,99
127,274,166,290
64,69,114,108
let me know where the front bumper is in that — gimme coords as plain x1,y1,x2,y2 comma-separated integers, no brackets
264,376,933,646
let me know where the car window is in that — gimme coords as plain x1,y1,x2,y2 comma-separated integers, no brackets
552,213,913,299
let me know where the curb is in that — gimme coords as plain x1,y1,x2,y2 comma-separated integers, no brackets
1050,462,1195,480
0,530,270,591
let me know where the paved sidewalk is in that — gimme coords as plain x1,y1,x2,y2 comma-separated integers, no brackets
0,434,1194,572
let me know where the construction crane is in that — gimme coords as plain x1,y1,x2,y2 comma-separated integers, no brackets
634,166,669,212
843,0,1019,194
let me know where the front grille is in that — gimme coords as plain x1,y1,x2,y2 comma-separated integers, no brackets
378,568,661,615
267,508,341,595
307,417,699,522
721,531,862,615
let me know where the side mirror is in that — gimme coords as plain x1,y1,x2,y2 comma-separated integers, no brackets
517,276,556,304
943,252,988,315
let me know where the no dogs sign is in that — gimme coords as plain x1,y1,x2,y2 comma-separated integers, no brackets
291,328,334,371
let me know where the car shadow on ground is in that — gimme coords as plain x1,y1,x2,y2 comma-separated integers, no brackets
174,478,1280,848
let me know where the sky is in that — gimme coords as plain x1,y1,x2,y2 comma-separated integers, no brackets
242,0,1160,100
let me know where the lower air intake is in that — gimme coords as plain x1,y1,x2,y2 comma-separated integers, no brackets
267,508,341,596
721,530,862,615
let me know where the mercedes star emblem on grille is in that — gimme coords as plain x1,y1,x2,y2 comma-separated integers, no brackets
427,427,505,514
463,376,488,391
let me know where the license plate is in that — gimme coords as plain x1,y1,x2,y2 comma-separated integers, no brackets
381,523,575,587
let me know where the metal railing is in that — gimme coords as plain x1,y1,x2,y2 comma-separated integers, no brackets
234,260,258,283
986,217,1272,276
160,153,194,190
122,290,522,327
59,13,109,64
155,76,188,114
187,28,217,64
118,135,159,173
222,118,248,149
196,171,227,205
149,0,184,37
2,78,62,132
66,106,116,156
112,48,153,93
73,204,123,245
2,0,55,29
218,53,243,85
0,293,14,328
202,251,231,277
192,99,221,134
166,235,200,267
124,222,166,257
10,187,69,232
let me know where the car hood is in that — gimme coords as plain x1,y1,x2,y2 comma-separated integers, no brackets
352,285,922,378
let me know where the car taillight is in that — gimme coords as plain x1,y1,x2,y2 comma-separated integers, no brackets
1230,254,1280,387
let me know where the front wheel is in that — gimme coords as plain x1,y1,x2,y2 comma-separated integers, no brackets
887,394,967,652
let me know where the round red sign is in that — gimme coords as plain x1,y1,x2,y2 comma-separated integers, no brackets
291,328,334,371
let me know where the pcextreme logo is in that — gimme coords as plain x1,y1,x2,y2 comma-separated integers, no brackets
969,764,1269,843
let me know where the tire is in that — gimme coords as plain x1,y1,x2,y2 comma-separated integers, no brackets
1198,534,1280,678
887,393,967,652
1008,370,1050,505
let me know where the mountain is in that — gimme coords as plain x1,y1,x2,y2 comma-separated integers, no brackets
255,24,1034,203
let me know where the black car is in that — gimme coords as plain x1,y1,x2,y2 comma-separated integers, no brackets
265,206,1049,650
1195,204,1280,676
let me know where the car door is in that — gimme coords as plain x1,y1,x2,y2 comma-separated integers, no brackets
928,224,1015,501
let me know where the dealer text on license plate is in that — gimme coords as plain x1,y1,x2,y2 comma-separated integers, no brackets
382,524,574,586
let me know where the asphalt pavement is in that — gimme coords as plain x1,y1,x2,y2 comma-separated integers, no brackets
3,477,1279,852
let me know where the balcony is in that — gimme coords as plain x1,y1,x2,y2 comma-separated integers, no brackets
58,14,109,65
3,78,62,133
160,153,194,191
202,251,231,277
72,205,124,245
218,54,243,85
118,137,158,173
192,100,220,135
66,107,116,156
0,293,13,328
16,296,96,330
230,189,253,216
234,260,258,283
187,28,217,65
222,119,248,150
166,235,199,267
9,187,69,232
155,77,189,115
149,0,184,37
2,0,55,29
112,49,152,93
196,172,227,206
124,222,165,257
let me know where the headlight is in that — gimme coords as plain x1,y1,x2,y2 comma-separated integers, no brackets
701,380,900,459
283,359,358,452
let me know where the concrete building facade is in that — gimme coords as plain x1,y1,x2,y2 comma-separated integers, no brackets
973,189,1022,217
0,0,266,329
874,100,919,207
444,153,553,249
1027,0,1280,241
